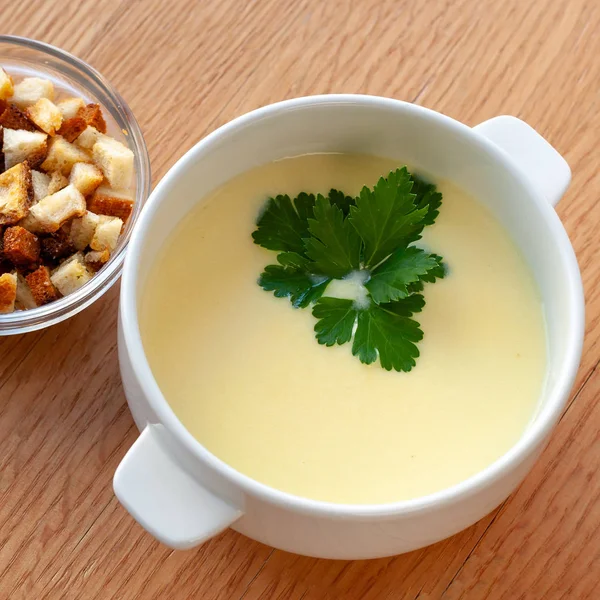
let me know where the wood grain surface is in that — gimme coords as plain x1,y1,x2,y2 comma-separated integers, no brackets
1,0,599,598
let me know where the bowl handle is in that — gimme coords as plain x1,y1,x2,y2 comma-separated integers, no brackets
474,116,571,207
113,424,243,549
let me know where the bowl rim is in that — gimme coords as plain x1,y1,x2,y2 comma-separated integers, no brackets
120,94,585,519
0,35,151,334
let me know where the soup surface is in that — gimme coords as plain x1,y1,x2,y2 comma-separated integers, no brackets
141,154,546,504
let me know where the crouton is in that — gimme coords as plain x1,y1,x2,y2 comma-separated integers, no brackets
0,272,17,312
41,227,76,262
50,252,91,296
87,186,133,222
10,77,54,109
92,137,134,190
40,135,91,175
29,184,86,233
57,97,85,120
31,170,50,203
76,103,106,133
26,265,59,305
2,128,48,170
57,116,86,142
69,162,103,197
25,98,63,135
0,103,38,132
84,249,110,272
0,162,33,225
69,210,99,250
90,215,122,252
47,171,68,195
0,68,14,101
74,126,103,150
15,272,37,309
17,212,44,234
3,225,40,269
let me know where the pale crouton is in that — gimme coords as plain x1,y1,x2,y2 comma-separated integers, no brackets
17,212,45,234
26,265,59,305
70,210,99,250
10,77,54,109
40,135,91,175
2,128,48,170
0,103,37,132
0,272,17,312
50,252,91,296
29,184,86,233
15,273,37,309
0,68,14,101
87,186,133,222
3,225,40,269
31,170,50,203
77,103,107,133
25,98,63,135
92,137,134,190
69,162,103,196
75,126,102,150
57,97,85,120
84,249,110,272
47,171,68,195
0,162,33,225
90,215,122,252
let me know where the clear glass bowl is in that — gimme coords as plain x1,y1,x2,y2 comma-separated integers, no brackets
0,35,151,335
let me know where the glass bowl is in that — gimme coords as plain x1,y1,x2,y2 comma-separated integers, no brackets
0,35,151,335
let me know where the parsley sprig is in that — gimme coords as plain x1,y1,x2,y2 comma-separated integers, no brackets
252,168,445,372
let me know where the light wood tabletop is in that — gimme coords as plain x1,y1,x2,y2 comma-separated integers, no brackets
1,0,599,598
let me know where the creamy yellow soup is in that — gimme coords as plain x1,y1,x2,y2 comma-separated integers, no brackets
140,154,546,504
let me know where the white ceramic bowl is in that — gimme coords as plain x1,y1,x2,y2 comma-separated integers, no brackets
114,95,584,559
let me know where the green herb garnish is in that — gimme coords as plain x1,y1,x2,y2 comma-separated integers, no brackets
252,167,446,372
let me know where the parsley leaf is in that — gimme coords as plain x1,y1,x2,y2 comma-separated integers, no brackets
411,175,442,226
252,193,315,255
365,246,444,304
304,194,361,278
328,189,355,216
313,298,356,345
349,168,428,268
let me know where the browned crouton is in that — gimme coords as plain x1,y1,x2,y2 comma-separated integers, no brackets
57,116,87,142
25,98,63,135
0,103,38,132
0,68,14,101
76,103,107,134
3,225,40,269
25,265,59,305
0,162,33,225
41,228,75,262
87,187,133,222
0,272,17,312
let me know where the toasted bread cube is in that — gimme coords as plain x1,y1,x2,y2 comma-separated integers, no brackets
87,186,133,222
41,227,76,262
92,137,133,190
25,98,62,136
3,225,40,268
15,273,37,309
58,116,86,142
50,252,91,296
0,162,33,225
75,126,103,150
47,171,69,195
0,103,37,132
84,248,110,271
10,77,54,109
17,212,44,234
76,103,107,133
0,272,17,312
26,265,59,305
31,170,50,203
29,184,86,233
2,128,48,170
0,68,14,101
70,210,99,250
40,136,91,176
90,215,122,252
70,162,103,197
57,97,85,120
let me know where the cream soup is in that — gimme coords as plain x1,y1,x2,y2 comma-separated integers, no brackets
140,154,546,504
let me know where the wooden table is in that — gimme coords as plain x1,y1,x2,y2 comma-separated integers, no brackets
1,0,599,598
